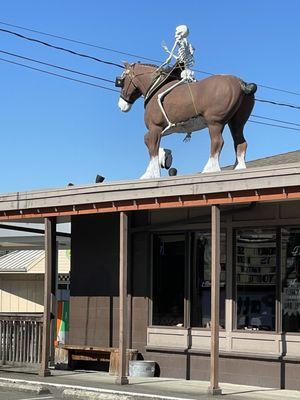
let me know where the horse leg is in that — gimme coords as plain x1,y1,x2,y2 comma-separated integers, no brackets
228,96,254,170
140,127,162,179
202,123,224,173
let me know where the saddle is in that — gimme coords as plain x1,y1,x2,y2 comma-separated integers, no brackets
144,63,183,107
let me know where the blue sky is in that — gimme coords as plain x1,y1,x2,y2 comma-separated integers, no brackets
0,1,300,192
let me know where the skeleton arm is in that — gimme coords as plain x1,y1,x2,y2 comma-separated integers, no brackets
158,39,179,70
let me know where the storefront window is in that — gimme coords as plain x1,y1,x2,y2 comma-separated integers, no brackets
235,229,277,331
152,234,185,326
281,228,300,332
191,232,226,328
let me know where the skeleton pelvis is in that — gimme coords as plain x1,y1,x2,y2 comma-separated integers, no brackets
161,115,207,136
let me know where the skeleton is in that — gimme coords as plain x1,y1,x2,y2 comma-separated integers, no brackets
157,25,196,133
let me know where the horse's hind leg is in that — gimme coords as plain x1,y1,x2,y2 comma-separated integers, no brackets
228,96,254,170
203,123,224,173
141,127,163,179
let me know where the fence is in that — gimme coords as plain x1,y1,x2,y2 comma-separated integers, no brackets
0,314,43,365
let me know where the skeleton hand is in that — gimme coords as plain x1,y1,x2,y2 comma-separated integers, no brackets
189,43,195,55
161,40,170,54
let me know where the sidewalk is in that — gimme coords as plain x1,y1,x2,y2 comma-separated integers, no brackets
0,369,299,399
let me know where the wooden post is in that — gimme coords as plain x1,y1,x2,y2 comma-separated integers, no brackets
115,212,129,385
208,205,222,395
50,226,58,366
39,217,56,377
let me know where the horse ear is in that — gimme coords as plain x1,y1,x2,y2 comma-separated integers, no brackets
123,61,129,68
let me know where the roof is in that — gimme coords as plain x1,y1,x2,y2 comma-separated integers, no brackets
0,250,70,273
1,152,300,220
224,150,300,170
0,250,43,272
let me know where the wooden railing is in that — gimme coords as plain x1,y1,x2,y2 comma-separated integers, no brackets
0,314,43,365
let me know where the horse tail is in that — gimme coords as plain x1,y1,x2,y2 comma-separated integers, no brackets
240,80,257,95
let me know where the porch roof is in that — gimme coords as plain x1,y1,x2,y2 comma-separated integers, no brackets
0,161,300,221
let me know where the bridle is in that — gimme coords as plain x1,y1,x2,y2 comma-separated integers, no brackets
115,64,142,104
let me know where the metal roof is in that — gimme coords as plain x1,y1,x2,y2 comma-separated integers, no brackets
0,250,44,272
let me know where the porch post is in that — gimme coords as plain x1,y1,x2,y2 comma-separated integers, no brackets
208,205,222,395
39,217,56,377
115,211,129,385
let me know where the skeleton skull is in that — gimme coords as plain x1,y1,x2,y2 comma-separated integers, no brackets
175,25,189,39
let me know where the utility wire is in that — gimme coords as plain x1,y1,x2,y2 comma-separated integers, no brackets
0,20,299,96
0,57,119,92
256,98,300,110
0,49,115,84
249,119,300,131
1,52,300,132
252,114,300,127
0,28,123,68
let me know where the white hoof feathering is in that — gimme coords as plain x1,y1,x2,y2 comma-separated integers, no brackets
118,97,132,112
158,148,166,168
234,153,247,170
202,154,221,173
140,156,161,179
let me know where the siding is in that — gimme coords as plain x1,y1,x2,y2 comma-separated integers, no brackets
0,275,43,313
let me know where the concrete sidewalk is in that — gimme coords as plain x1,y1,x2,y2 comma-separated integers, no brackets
0,369,299,400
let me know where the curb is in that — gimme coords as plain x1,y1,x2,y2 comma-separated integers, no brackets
0,377,193,400
0,380,50,394
62,388,132,400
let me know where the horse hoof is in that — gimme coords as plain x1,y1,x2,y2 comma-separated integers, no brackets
164,149,173,170
168,167,177,176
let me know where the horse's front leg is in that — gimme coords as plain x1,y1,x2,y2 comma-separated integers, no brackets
140,127,163,179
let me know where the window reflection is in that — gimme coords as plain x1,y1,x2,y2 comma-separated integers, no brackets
281,228,300,332
235,229,276,331
152,235,185,326
191,232,226,328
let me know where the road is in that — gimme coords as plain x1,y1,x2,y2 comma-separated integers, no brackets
0,391,61,399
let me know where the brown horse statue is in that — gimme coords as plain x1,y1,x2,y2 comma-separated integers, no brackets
116,62,256,179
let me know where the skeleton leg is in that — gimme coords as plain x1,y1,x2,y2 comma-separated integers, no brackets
157,79,184,134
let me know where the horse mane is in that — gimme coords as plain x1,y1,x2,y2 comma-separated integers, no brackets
135,62,158,69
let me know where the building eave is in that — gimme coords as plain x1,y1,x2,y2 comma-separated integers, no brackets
1,162,300,221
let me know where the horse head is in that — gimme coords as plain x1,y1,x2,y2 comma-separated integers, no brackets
116,62,143,112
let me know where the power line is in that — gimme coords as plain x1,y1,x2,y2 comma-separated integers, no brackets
0,28,123,69
0,49,115,84
1,51,300,132
249,119,300,131
0,20,299,96
252,114,300,127
256,98,300,110
0,56,119,92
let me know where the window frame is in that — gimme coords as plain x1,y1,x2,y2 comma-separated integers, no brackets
149,229,227,330
233,226,280,333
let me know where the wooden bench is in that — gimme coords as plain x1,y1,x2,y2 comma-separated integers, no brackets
62,345,138,375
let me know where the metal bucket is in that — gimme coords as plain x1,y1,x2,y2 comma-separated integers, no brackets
129,360,155,377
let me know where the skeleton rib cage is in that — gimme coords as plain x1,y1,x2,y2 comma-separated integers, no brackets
176,39,194,69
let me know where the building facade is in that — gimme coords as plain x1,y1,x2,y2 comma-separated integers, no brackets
0,155,300,388
68,201,300,390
